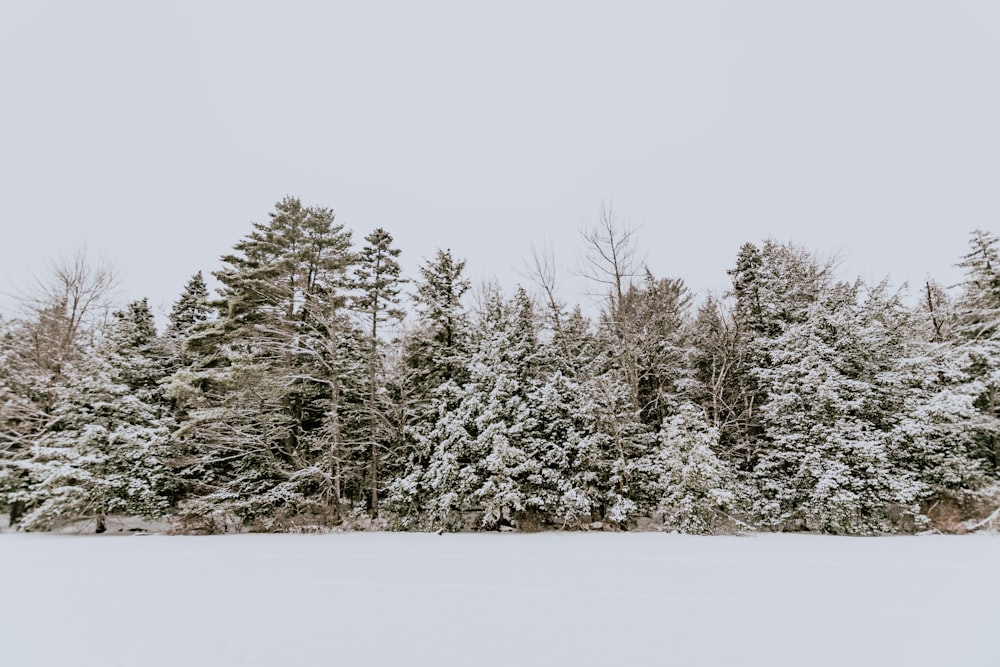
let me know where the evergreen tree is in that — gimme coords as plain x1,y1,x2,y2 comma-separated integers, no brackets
421,287,538,529
617,270,693,428
410,248,471,385
0,254,117,527
0,318,39,524
752,282,921,534
387,249,471,525
955,229,1000,340
692,241,836,473
951,229,1000,473
353,228,406,514
167,197,357,529
891,340,988,503
15,300,175,532
163,271,213,366
167,271,212,335
655,403,740,534
520,369,595,527
582,366,659,524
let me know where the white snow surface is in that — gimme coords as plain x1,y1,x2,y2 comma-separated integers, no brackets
1,532,997,666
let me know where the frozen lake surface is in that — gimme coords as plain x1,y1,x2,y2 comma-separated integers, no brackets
2,532,997,666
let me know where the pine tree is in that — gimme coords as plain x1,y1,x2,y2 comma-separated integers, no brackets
617,270,693,428
583,367,659,524
955,229,1000,341
730,240,831,337
691,241,836,474
951,229,1000,474
891,341,988,502
410,248,471,384
655,403,740,534
0,254,117,527
163,271,213,366
167,272,211,335
15,300,175,532
520,369,594,527
421,287,539,529
168,197,357,530
885,279,1000,523
752,282,921,534
513,303,601,527
387,249,471,525
0,317,39,525
352,228,406,515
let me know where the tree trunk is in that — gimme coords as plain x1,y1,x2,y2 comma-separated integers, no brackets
9,500,25,526
924,281,943,342
370,443,378,514
328,378,343,521
369,305,379,516
990,386,998,469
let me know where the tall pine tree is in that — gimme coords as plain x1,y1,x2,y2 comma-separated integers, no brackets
353,228,406,514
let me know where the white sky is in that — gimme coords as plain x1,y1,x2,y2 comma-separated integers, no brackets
2,1,997,321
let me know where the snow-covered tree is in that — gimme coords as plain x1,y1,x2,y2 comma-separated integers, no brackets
518,370,595,526
408,248,471,385
353,227,406,514
167,197,359,529
688,295,758,470
689,241,836,474
891,342,989,500
163,271,213,368
655,403,740,534
421,287,539,529
0,253,118,527
167,272,211,335
15,299,176,532
752,282,922,534
387,250,472,525
955,229,1000,341
950,230,1000,475
0,317,40,524
617,271,694,428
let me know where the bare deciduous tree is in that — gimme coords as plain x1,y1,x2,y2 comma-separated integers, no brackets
578,204,644,405
521,241,569,353
16,249,118,374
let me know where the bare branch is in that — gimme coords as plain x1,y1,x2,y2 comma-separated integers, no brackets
13,248,118,373
576,202,644,308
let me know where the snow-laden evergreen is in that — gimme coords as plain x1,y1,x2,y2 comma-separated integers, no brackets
2,199,998,534
752,282,923,534
420,287,539,529
13,300,175,531
655,403,740,534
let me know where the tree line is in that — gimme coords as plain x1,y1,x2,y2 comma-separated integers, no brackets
1,197,998,534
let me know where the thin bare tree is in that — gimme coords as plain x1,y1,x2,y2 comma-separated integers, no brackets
578,204,644,405
16,249,118,374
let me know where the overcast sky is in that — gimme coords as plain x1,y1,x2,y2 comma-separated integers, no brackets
2,1,997,321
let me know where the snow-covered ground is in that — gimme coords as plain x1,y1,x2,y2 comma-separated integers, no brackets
1,533,997,666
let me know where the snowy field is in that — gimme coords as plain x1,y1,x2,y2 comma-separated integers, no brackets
2,533,998,666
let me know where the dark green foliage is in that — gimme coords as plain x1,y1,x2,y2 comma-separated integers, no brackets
353,227,406,514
